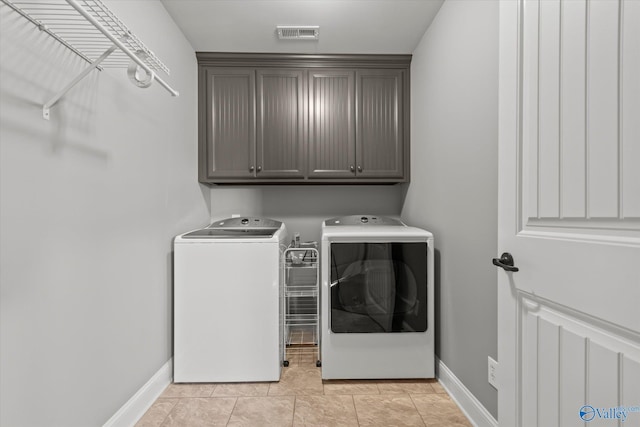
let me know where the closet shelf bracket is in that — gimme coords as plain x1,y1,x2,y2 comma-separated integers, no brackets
1,0,180,120
43,45,117,120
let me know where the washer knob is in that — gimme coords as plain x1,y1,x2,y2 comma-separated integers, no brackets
360,216,369,223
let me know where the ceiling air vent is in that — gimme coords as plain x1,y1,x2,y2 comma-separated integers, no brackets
276,26,319,40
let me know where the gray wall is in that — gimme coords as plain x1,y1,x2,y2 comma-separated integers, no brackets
0,1,208,425
401,0,499,418
209,185,404,242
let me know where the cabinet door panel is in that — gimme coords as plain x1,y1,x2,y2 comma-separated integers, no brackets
201,67,255,180
308,70,356,178
256,69,305,178
356,70,404,178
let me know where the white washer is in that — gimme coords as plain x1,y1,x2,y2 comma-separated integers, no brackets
173,217,287,383
320,215,434,379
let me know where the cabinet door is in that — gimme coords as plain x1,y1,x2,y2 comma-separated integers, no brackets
200,67,255,180
356,70,405,179
256,69,306,178
308,70,356,178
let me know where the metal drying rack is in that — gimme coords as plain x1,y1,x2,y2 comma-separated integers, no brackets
1,0,179,119
282,243,321,368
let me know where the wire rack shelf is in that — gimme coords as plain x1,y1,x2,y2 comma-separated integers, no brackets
1,0,179,119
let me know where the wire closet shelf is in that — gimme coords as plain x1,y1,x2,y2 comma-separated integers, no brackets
1,0,179,119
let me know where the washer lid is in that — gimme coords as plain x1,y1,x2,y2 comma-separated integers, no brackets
324,215,404,226
181,228,279,238
182,217,282,239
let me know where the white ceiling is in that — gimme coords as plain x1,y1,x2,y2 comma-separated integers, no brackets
160,0,444,54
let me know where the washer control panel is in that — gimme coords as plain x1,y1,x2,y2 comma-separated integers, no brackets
209,217,282,229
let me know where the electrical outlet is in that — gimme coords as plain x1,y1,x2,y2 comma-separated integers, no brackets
488,356,498,389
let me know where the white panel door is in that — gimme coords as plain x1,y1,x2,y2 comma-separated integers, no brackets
498,0,640,425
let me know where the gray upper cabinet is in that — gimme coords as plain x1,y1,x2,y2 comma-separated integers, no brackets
309,69,405,180
308,70,355,178
356,70,404,179
197,53,411,184
256,69,306,178
199,67,255,180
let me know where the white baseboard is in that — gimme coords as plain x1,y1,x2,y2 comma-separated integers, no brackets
436,358,498,427
103,359,173,427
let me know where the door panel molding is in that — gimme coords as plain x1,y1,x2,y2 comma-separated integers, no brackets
516,290,640,427
518,0,640,240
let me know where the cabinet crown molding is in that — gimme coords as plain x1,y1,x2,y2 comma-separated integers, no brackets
196,52,412,69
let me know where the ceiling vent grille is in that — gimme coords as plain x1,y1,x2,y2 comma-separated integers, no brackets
276,26,319,40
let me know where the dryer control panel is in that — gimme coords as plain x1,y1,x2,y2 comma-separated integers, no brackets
324,215,404,226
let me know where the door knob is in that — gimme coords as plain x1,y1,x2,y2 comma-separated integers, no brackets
492,252,519,272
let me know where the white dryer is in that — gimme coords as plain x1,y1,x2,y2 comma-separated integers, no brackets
173,217,287,383
320,215,434,379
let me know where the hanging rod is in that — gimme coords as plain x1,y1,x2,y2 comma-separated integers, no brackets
1,0,179,120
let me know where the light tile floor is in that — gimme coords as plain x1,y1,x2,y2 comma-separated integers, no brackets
136,347,473,426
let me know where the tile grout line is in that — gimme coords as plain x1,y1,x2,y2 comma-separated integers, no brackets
291,395,297,427
225,396,239,427
209,383,217,397
408,393,429,427
352,394,362,427
158,396,182,427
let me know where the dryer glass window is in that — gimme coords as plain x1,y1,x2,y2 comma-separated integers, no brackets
329,242,427,333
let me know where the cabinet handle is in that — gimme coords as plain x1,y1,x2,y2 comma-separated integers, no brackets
350,165,355,172
249,166,255,172
357,165,363,172
257,166,262,172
